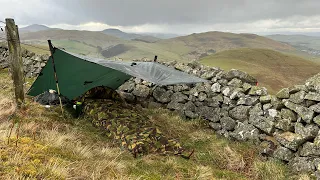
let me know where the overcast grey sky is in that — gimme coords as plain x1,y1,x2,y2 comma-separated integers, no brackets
1,0,320,34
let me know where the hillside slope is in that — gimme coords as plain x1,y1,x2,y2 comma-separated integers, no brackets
20,29,123,48
200,48,320,93
102,28,160,42
115,31,297,61
20,24,50,32
19,30,298,62
267,34,320,59
165,32,294,51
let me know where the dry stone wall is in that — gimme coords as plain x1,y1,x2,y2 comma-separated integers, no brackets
118,60,320,176
0,45,49,77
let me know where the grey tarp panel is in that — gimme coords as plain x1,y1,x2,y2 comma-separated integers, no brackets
65,50,207,86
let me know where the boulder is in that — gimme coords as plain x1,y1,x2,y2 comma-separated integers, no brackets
230,88,245,100
289,157,315,173
310,103,320,113
220,117,236,131
229,105,251,122
295,123,319,141
118,81,135,92
270,96,283,110
273,146,294,162
314,115,320,126
289,91,306,104
260,95,272,104
275,118,294,131
280,108,297,122
248,86,268,96
218,79,228,86
276,88,290,99
289,85,307,94
183,101,197,112
132,85,150,98
201,70,217,80
267,109,278,118
184,110,198,119
198,106,220,122
237,96,259,106
242,82,252,93
211,83,221,93
283,100,314,123
204,98,220,108
300,142,320,157
263,103,273,111
305,73,320,93
198,92,207,102
167,101,184,111
249,103,264,116
173,84,190,92
249,115,275,134
209,122,222,131
174,63,192,73
305,92,320,101
153,87,173,103
118,91,136,102
230,121,260,141
227,78,243,88
275,132,305,151
224,69,257,84
222,86,232,96
171,92,188,103
212,94,224,103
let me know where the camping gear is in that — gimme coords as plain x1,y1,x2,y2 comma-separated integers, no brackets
27,42,207,100
34,90,70,105
84,97,192,158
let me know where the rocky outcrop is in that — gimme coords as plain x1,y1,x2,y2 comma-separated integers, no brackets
116,60,320,176
0,45,49,77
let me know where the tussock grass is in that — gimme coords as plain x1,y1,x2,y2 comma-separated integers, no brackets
0,96,15,120
0,69,310,179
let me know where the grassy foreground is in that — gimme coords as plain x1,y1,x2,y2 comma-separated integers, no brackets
0,69,310,179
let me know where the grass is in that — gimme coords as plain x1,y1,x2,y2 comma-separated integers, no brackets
200,48,320,94
0,68,313,179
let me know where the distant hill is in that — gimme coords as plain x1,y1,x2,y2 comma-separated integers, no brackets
167,31,295,51
91,31,299,62
20,29,122,48
101,28,160,42
19,29,125,57
200,48,320,93
102,28,140,40
18,30,300,62
156,31,296,60
267,34,320,57
20,24,50,32
142,33,181,39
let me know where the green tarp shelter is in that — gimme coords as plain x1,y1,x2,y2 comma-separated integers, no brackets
27,45,207,100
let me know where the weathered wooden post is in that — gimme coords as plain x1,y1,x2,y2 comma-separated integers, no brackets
5,18,25,108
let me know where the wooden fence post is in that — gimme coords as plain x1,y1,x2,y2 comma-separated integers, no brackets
5,18,25,108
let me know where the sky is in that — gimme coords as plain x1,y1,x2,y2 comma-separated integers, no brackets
1,0,320,35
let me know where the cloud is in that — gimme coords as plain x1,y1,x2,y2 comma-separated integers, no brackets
1,0,320,34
